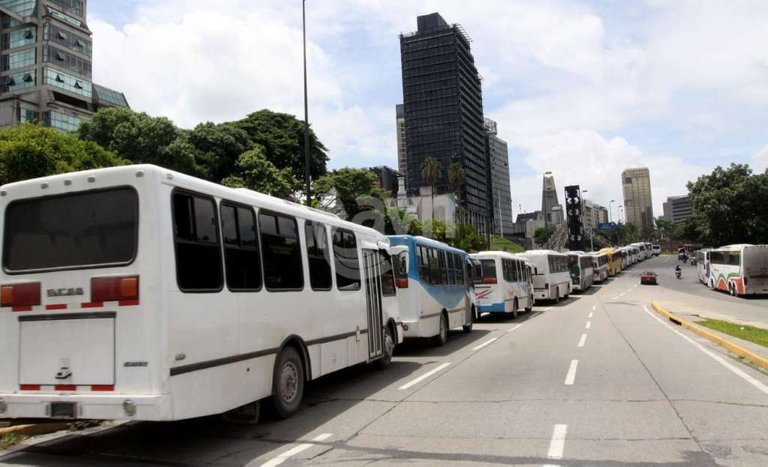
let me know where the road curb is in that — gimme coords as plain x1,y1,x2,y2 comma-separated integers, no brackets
651,301,768,372
0,422,71,438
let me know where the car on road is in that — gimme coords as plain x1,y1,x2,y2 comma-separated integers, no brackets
652,244,661,255
640,271,658,285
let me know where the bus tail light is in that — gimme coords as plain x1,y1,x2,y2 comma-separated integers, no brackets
91,276,139,303
1,282,41,308
483,278,497,285
395,278,409,289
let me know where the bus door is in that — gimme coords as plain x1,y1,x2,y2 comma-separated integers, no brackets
362,249,384,360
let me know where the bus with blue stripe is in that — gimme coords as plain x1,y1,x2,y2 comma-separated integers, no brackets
387,235,473,346
470,251,534,318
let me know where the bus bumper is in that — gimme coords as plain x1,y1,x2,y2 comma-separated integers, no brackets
0,392,172,421
479,302,506,313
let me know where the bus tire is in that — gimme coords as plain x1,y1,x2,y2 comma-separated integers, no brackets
525,295,533,313
462,307,474,333
271,346,304,419
433,313,449,346
375,324,395,370
510,298,518,319
553,290,560,304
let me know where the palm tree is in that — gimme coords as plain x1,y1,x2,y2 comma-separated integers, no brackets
421,156,442,221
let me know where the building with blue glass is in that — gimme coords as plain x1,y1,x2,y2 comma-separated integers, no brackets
0,0,129,131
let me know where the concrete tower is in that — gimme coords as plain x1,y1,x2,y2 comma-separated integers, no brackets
541,172,563,225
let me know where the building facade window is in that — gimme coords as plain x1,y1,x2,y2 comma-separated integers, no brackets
44,111,80,131
1,26,36,50
49,0,83,17
43,66,91,97
1,47,35,71
0,69,35,92
43,22,92,56
18,107,38,123
0,0,37,17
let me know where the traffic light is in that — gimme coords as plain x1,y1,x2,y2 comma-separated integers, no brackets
564,185,584,251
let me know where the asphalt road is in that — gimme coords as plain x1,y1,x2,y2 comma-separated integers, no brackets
2,256,767,466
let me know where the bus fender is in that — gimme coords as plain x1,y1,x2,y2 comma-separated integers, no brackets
276,335,311,381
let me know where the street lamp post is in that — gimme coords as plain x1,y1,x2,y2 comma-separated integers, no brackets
302,0,311,206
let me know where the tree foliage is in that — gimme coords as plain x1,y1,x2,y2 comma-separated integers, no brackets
687,163,768,245
221,146,299,199
187,122,251,182
0,124,126,185
235,110,328,181
534,226,556,248
313,168,378,219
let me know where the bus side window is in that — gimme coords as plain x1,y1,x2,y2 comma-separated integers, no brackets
444,251,454,285
417,246,429,281
172,191,223,292
430,248,441,285
332,228,361,291
221,202,262,291
379,251,396,296
305,221,332,291
455,253,465,285
259,211,303,291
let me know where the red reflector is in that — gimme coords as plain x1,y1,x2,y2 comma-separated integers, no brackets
395,278,409,289
55,385,76,391
20,384,40,391
118,300,139,306
91,276,139,303
81,302,104,308
45,304,68,310
91,385,114,391
483,278,497,284
12,306,32,312
1,282,41,308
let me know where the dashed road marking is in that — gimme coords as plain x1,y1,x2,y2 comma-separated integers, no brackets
260,433,333,467
564,360,579,385
472,337,498,351
585,321,592,329
591,305,596,311
398,362,451,390
578,333,588,348
507,323,522,334
546,424,568,462
588,312,593,318
539,307,553,312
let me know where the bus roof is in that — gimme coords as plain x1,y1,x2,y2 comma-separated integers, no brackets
470,250,523,260
520,249,566,256
387,235,466,254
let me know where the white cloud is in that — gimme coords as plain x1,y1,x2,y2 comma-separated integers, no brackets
753,145,768,173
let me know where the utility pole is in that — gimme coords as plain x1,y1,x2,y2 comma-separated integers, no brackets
302,0,311,206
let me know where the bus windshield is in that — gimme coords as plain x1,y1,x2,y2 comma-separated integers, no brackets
3,187,138,272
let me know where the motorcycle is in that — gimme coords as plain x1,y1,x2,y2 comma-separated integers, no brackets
675,270,682,279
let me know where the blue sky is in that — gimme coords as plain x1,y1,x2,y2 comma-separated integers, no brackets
87,0,768,219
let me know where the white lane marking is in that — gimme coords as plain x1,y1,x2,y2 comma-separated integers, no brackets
588,312,593,318
564,360,579,385
398,362,451,390
507,323,522,334
260,433,333,467
642,306,768,394
591,305,596,311
472,337,498,351
610,296,620,300
578,333,588,348
618,292,626,297
539,307,553,312
546,424,568,460
585,321,592,329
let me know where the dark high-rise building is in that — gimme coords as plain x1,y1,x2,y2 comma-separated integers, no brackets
400,12,488,231
484,118,513,237
0,0,129,131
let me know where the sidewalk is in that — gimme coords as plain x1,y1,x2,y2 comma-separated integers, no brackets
653,298,768,370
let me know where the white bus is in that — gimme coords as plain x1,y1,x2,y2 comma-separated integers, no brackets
519,250,571,303
567,253,594,292
590,253,609,283
387,235,473,345
0,165,403,422
708,244,768,296
470,251,533,318
695,249,711,285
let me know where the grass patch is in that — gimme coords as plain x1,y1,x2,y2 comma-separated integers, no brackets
697,319,768,348
490,236,525,253
0,432,28,450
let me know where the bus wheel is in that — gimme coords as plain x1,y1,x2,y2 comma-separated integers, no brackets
375,325,395,370
433,313,449,346
271,347,304,419
462,307,474,333
525,295,533,313
729,282,736,296
510,298,518,319
553,290,560,304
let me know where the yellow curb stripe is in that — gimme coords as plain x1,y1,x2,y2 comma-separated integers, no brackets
0,422,71,437
651,301,768,371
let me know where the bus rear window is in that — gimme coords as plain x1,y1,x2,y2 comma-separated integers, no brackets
479,260,496,283
3,187,138,272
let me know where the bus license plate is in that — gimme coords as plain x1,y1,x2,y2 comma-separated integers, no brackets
50,402,76,418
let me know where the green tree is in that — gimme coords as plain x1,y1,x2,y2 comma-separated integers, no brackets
77,108,197,174
420,156,442,221
221,146,299,199
490,236,525,253
452,223,486,252
0,124,126,184
235,110,328,181
313,168,377,219
534,226,556,248
187,122,251,182
687,163,768,245
654,218,674,241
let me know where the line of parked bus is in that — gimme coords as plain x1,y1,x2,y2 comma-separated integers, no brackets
694,245,768,297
